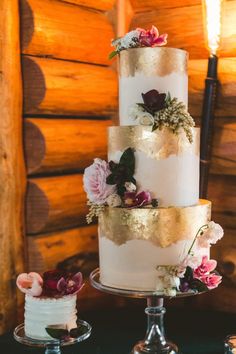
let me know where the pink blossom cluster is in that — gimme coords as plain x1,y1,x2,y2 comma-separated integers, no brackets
193,256,222,289
137,26,168,47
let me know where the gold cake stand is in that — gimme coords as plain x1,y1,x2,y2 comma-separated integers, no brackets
90,268,203,354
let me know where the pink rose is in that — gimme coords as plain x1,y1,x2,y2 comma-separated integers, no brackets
193,256,217,278
199,273,222,290
16,272,43,296
197,221,224,249
137,26,168,47
83,158,116,204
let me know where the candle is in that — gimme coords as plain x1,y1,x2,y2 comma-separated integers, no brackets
199,0,223,198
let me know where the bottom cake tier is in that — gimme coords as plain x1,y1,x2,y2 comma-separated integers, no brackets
98,200,211,292
24,294,77,340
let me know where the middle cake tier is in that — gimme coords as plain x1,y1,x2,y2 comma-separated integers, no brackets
108,126,200,207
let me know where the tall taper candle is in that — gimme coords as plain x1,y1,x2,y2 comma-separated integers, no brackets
200,54,218,198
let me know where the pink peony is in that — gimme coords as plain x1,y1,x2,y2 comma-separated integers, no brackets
199,273,222,290
197,221,224,249
137,26,168,47
124,191,151,208
83,158,116,204
193,255,217,278
16,272,43,296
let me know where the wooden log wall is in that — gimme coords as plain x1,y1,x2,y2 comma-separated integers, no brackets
129,0,236,311
0,0,26,334
20,0,117,307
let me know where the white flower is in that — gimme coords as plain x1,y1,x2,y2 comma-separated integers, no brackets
106,193,122,207
124,182,136,192
112,30,140,51
164,288,177,297
129,105,154,125
156,266,180,296
139,112,154,126
164,275,180,290
129,104,143,120
197,221,224,249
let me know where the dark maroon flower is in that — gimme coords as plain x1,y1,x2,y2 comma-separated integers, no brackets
141,89,166,114
57,272,83,295
42,270,83,297
42,270,67,296
124,191,151,208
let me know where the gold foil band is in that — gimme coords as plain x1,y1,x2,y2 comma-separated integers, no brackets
99,200,211,248
119,47,188,77
108,126,200,160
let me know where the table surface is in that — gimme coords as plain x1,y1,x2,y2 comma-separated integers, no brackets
1,303,236,354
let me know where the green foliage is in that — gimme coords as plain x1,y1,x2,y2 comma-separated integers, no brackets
106,148,136,196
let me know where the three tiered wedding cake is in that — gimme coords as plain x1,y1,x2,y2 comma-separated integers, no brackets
83,26,223,296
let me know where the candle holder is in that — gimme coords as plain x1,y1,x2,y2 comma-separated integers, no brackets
14,319,91,354
90,268,204,354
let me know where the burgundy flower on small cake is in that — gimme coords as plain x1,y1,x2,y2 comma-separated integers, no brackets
57,272,83,295
138,26,168,47
17,270,84,297
43,270,83,297
83,158,116,205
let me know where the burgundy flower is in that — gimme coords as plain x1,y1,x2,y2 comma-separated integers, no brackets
141,90,166,114
124,191,151,208
137,26,168,47
42,270,67,296
42,270,83,297
57,272,83,295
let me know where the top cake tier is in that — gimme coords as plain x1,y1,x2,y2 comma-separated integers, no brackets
119,47,188,126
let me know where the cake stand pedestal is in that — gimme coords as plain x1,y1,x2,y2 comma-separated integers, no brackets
90,268,200,354
14,319,91,354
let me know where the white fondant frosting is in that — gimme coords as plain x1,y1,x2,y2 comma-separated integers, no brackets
24,295,77,340
119,73,188,126
99,237,209,291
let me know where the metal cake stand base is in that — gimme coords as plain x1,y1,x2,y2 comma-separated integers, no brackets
14,319,91,354
90,268,200,354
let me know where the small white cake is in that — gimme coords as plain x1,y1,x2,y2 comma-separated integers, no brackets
25,294,77,340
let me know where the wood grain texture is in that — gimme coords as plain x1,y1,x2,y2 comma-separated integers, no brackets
209,174,236,230
24,118,110,174
211,122,236,175
130,0,201,12
22,56,118,116
131,1,236,59
59,0,116,11
20,0,114,65
27,224,98,272
0,0,26,334
26,175,87,234
189,58,236,118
